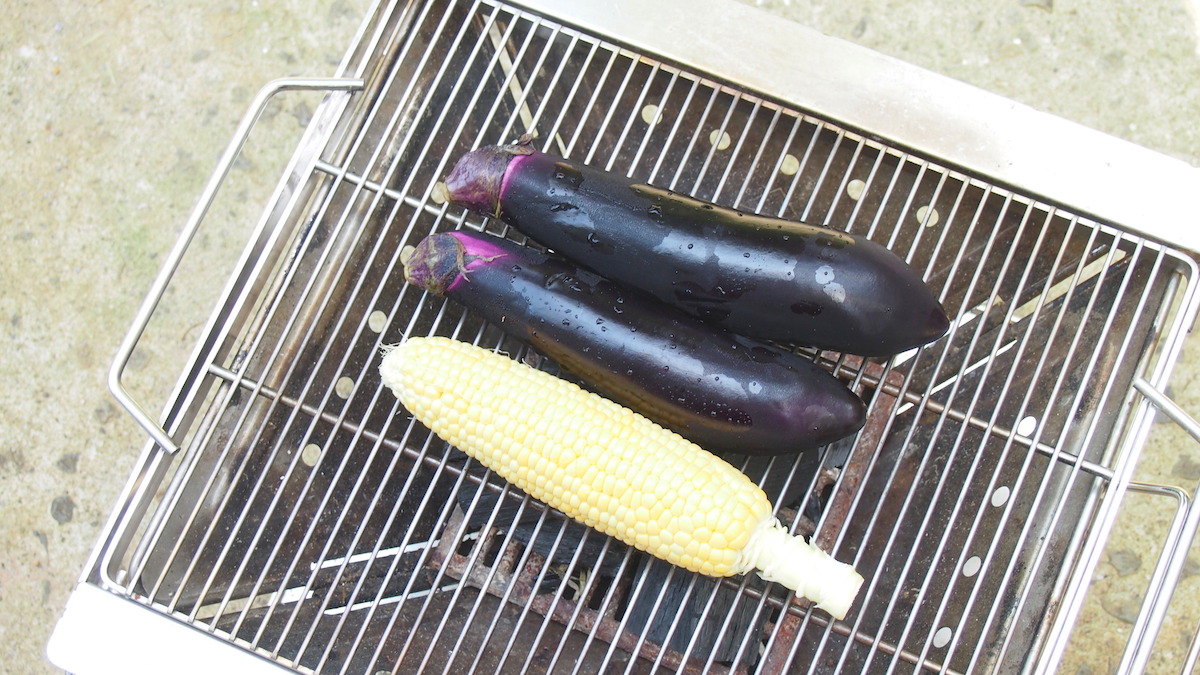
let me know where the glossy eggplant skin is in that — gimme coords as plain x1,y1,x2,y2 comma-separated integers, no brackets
444,142,949,356
403,230,866,456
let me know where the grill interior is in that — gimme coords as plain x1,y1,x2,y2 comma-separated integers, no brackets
90,0,1198,673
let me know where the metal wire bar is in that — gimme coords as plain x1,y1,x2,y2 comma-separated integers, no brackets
579,49,642,169
827,181,1004,671
396,17,624,672
162,5,448,629
505,48,718,675
1183,604,1200,675
797,162,961,667
975,236,1153,668
288,2,528,665
603,63,665,175
158,0,487,653
882,202,1059,672
925,215,1114,669
448,23,787,667
441,26,624,675
206,1,482,638
236,5,470,653
1029,247,1180,673
408,15,619,672
343,13,585,667
917,207,1103,668
871,194,1041,673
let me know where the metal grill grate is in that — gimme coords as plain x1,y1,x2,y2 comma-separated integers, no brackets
83,0,1199,673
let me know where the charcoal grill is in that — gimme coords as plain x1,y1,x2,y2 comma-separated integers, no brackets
49,0,1200,673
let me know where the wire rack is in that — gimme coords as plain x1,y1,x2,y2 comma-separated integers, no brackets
61,0,1200,673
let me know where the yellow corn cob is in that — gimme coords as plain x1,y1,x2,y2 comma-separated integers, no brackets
379,336,864,619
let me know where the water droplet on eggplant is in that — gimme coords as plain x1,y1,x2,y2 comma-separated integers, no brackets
552,162,583,187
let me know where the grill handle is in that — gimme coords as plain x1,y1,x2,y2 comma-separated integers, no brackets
1127,377,1200,673
107,77,364,454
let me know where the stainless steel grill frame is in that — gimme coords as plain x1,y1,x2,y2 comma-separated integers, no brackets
50,0,1200,673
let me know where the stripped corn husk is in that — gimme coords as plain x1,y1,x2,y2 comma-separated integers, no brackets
380,336,864,619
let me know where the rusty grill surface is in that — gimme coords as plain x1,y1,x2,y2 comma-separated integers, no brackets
86,0,1199,673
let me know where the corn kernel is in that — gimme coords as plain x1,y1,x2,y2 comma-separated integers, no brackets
710,531,728,549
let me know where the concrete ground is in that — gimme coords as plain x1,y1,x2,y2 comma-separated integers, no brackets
2,0,1197,673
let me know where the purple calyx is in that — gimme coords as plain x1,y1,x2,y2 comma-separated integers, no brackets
402,231,512,295
443,139,535,215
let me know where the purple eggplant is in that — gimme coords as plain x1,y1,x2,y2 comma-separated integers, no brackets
403,230,866,455
443,140,949,357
